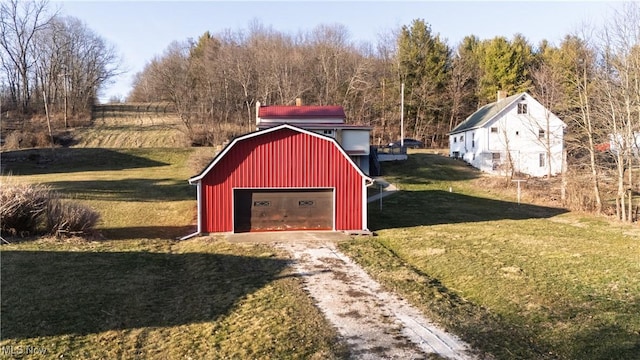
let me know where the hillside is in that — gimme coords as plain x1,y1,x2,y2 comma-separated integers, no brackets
77,103,189,148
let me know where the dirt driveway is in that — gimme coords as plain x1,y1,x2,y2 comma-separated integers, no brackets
227,232,475,359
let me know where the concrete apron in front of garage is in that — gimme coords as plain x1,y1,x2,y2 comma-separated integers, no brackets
225,231,350,243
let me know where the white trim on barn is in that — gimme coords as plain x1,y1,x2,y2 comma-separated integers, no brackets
361,177,368,231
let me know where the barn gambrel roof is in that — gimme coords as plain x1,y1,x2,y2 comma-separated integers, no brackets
188,123,373,184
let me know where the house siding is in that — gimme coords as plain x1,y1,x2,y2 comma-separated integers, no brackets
450,93,565,177
199,128,365,232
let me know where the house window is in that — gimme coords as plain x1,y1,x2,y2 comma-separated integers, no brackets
539,153,546,167
492,152,501,161
460,135,464,141
454,137,457,143
452,151,460,158
515,131,520,136
518,103,528,114
539,129,545,139
323,130,333,135
253,201,271,207
490,127,498,133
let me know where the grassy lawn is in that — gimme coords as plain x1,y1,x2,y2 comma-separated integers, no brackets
1,147,346,359
1,147,203,239
3,146,639,359
340,151,640,359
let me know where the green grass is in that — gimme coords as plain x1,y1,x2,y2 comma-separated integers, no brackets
3,146,639,359
1,238,345,359
1,147,204,239
1,147,346,359
341,151,640,359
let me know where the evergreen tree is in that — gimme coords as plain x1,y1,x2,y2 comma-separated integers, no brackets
476,35,534,103
397,19,451,143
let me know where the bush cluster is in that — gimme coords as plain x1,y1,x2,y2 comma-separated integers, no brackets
0,179,100,237
3,130,52,150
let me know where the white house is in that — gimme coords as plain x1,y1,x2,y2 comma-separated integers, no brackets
449,92,566,177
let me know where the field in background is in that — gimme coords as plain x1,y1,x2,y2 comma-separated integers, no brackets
342,150,640,359
76,103,190,148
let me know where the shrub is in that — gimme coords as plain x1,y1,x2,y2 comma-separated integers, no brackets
46,198,100,236
0,178,100,238
0,181,50,235
2,130,52,150
3,131,22,150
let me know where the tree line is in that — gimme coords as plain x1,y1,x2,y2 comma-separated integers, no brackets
128,3,640,221
0,0,120,121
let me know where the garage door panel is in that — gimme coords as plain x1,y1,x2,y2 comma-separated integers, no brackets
234,189,333,232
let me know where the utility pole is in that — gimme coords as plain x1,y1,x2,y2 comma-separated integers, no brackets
400,82,404,148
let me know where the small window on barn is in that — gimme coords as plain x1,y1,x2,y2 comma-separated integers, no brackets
490,127,498,133
518,103,528,114
299,200,315,207
539,153,546,167
539,129,545,139
253,201,271,207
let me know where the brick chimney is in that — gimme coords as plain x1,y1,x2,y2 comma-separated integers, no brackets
295,98,302,106
497,90,508,102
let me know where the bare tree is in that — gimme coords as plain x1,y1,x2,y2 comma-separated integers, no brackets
564,32,603,214
598,3,640,221
0,0,55,113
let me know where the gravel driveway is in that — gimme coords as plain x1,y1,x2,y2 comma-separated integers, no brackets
252,233,477,359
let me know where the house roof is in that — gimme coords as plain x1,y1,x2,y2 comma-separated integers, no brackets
258,105,345,119
257,123,371,130
188,123,373,184
450,93,524,134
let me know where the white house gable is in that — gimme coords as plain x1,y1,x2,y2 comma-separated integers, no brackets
449,92,566,177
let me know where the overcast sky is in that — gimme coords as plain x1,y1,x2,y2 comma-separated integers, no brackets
56,1,617,102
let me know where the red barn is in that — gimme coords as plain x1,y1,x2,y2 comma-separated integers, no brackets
188,124,373,233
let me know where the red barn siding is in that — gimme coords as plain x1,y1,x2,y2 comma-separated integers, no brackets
200,128,365,232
